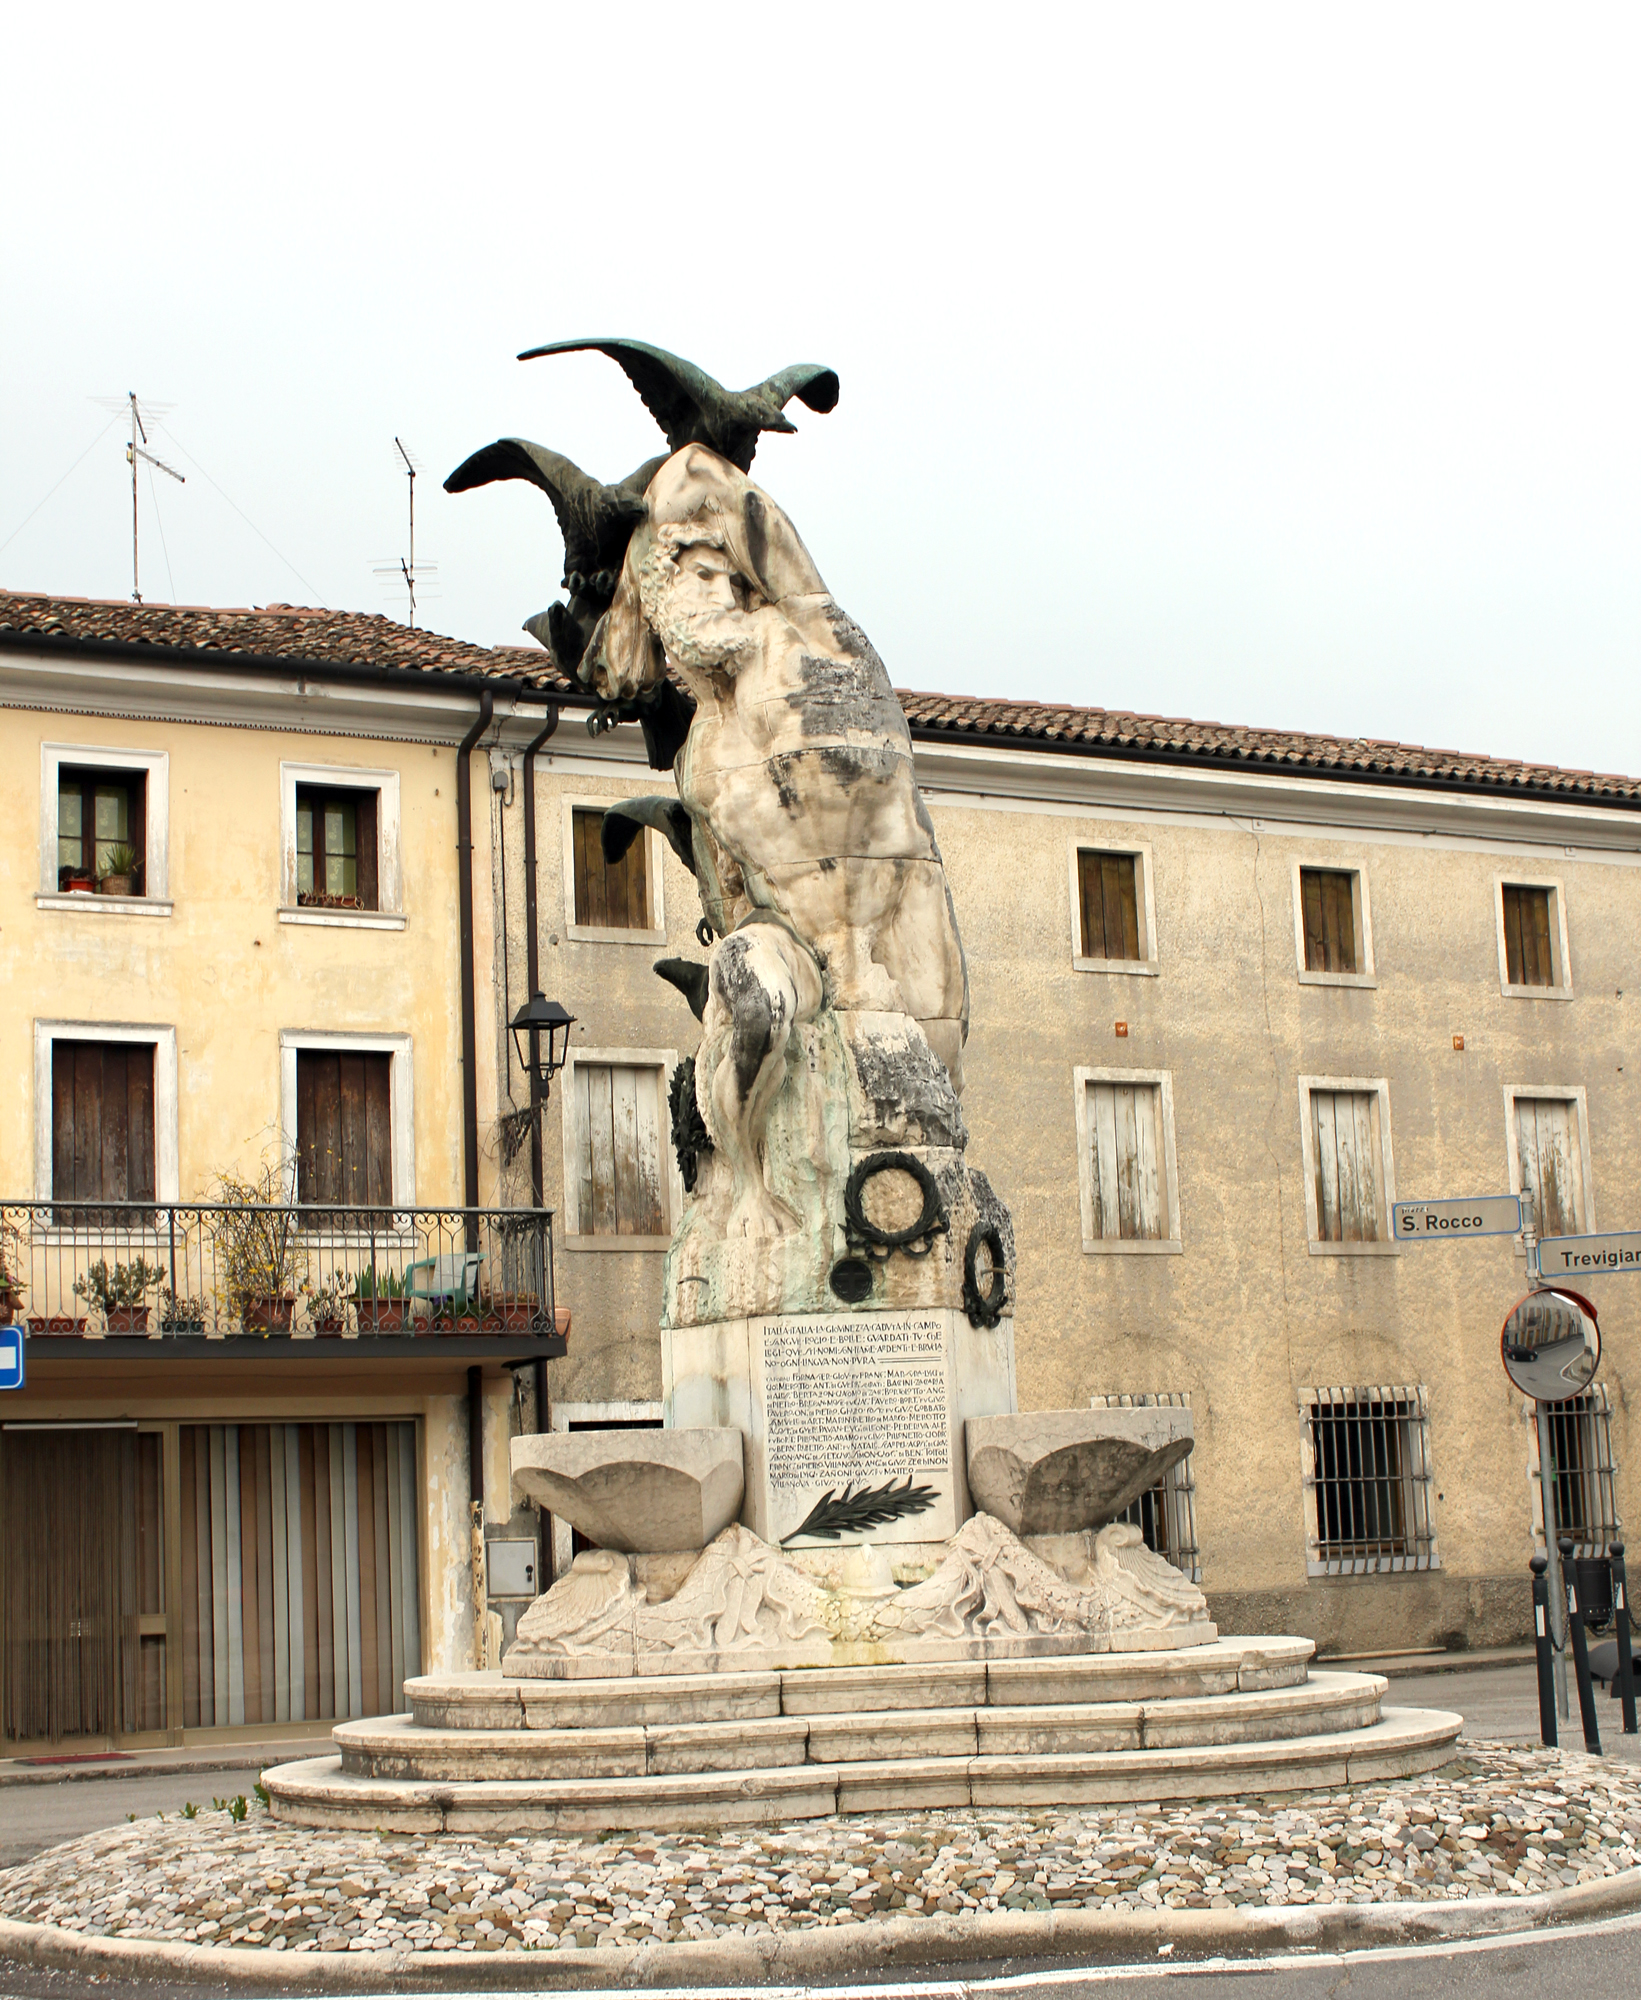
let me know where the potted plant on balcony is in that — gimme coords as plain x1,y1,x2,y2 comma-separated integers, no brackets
158,1287,209,1334
0,1234,26,1325
73,1257,163,1331
97,844,140,897
293,1272,357,1336
355,1264,407,1332
482,1288,540,1331
210,1162,301,1333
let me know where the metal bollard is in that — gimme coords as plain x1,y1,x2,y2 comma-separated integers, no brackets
1612,1540,1638,1736
1531,1553,1558,1748
1560,1534,1604,1756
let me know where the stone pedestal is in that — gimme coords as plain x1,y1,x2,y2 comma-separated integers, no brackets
663,1307,1016,1546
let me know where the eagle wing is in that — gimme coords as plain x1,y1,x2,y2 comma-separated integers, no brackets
758,363,840,415
518,338,722,450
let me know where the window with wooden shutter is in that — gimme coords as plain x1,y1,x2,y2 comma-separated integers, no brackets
51,1039,157,1220
295,786,379,910
1075,1070,1181,1251
1301,1081,1392,1246
296,1050,393,1211
1513,1095,1585,1240
1498,882,1569,993
571,808,651,932
569,1062,668,1237
1299,868,1359,974
1076,851,1142,963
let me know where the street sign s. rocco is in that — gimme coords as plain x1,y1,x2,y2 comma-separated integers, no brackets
1393,1195,1522,1240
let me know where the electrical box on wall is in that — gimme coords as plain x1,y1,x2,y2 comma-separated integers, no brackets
486,1538,537,1598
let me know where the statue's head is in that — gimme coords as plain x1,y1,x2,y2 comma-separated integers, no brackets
584,445,830,694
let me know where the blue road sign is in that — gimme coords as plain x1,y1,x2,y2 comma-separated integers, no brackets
0,1327,23,1392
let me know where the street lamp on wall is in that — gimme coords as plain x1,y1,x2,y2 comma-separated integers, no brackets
509,993,576,1098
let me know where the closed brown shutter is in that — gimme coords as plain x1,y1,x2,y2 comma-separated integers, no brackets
1502,885,1554,987
572,808,650,929
51,1040,156,1217
1077,851,1141,961
296,1051,392,1209
1300,870,1358,974
354,790,379,910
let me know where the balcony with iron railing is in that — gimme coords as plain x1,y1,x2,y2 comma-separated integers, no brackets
0,1201,564,1360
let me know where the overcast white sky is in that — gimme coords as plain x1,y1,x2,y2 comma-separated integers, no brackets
3,6,1637,776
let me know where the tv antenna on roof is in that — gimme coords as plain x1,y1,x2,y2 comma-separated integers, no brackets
372,437,437,628
93,392,184,602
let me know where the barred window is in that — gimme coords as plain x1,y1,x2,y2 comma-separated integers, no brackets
1301,1386,1437,1576
1090,1391,1201,1582
1532,1388,1620,1558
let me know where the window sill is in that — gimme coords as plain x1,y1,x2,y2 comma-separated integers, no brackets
1081,1237,1182,1256
1298,970,1378,989
278,906,406,931
1072,956,1159,977
563,1234,672,1252
36,893,172,918
563,925,668,947
1306,1239,1399,1257
1305,1555,1440,1578
1500,983,1574,1001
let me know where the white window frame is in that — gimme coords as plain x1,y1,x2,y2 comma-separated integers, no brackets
1494,876,1573,1001
1069,840,1159,976
1298,1383,1439,1577
1072,1065,1182,1254
1296,1075,1398,1255
560,1045,682,1246
1502,1083,1595,1254
33,1020,180,1202
561,796,668,946
37,741,172,915
542,1400,663,1577
1290,858,1377,989
278,761,405,930
278,1030,416,1209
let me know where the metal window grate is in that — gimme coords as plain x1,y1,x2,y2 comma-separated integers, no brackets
1530,1387,1620,1558
1301,1385,1437,1576
1090,1391,1201,1583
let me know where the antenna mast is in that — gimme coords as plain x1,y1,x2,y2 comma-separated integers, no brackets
122,392,184,602
373,438,436,626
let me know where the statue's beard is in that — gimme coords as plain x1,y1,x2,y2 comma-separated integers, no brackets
652,597,755,674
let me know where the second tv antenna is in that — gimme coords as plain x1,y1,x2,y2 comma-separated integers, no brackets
95,392,184,602
373,437,437,628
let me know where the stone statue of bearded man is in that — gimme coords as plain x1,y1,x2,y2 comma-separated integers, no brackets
586,446,1010,1329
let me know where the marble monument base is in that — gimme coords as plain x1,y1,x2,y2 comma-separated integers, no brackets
662,1306,1016,1546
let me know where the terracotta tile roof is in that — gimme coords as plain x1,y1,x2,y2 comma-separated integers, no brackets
899,688,1641,808
0,589,569,693
2,590,1634,808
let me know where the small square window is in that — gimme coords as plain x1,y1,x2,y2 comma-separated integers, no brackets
1073,1067,1182,1253
1297,1076,1397,1254
1070,843,1157,974
572,808,650,931
57,766,146,894
1291,862,1375,986
1495,879,1571,998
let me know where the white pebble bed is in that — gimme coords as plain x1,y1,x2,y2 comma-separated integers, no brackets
1,1746,1638,1954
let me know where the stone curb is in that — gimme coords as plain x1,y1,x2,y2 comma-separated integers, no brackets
2,1867,1639,1990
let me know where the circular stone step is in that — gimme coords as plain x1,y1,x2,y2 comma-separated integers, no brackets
338,1673,1385,1783
404,1637,1314,1730
264,1705,1464,1833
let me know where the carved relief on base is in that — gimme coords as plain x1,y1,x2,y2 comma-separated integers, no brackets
502,1513,1215,1679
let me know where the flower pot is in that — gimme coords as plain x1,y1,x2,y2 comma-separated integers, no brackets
451,1316,485,1335
358,1303,404,1333
43,1314,85,1333
244,1297,293,1333
105,1306,150,1332
490,1296,540,1331
98,874,135,897
65,876,96,894
161,1318,206,1335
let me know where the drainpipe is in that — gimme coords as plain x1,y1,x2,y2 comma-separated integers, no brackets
456,689,494,1244
521,704,560,1594
468,1363,487,1670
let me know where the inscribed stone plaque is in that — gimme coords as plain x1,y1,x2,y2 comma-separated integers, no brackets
761,1312,955,1544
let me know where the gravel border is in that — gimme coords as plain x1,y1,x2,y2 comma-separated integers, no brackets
1,1744,1638,1986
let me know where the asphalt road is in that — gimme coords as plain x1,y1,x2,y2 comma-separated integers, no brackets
0,1766,270,1870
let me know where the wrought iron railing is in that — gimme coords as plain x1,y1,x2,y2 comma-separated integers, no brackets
0,1202,558,1339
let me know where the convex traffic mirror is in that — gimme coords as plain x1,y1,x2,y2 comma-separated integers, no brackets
1500,1288,1601,1402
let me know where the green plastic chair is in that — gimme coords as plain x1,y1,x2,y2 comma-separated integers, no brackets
403,1249,484,1320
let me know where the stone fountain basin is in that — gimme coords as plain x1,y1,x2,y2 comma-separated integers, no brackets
965,1408,1193,1536
511,1427,745,1554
